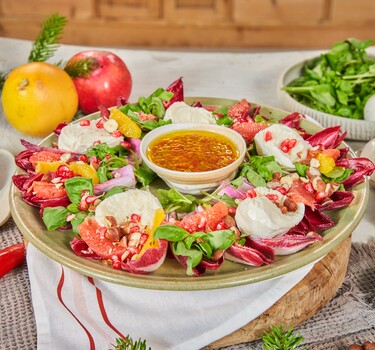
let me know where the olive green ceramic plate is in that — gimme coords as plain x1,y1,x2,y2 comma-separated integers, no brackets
10,97,369,291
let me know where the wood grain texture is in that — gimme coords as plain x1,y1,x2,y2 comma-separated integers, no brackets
205,237,352,349
0,0,374,49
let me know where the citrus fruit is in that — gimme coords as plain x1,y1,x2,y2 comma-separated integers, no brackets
78,217,127,260
109,109,142,139
231,122,268,142
180,202,229,232
31,181,67,199
69,163,99,184
1,62,78,137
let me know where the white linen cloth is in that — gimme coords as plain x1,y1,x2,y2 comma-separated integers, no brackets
27,244,312,350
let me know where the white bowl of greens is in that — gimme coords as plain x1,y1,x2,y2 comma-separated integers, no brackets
278,38,375,141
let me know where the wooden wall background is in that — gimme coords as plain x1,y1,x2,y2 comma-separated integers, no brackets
0,0,374,50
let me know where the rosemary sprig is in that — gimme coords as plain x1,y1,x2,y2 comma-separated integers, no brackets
112,335,151,350
262,325,306,350
64,57,98,78
28,13,67,63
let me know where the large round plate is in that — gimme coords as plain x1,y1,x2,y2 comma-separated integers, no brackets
277,57,375,141
10,97,369,290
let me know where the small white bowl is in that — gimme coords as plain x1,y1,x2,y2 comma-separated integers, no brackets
277,57,375,141
140,123,247,194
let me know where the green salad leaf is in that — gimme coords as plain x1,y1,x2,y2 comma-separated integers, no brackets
282,38,375,119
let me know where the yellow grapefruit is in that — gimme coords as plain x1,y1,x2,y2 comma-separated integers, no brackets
1,62,78,137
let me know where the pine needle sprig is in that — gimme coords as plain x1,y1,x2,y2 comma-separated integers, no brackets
28,13,67,63
112,335,151,350
0,71,6,90
64,57,98,78
262,325,306,350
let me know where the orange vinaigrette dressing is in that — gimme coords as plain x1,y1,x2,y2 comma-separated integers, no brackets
147,130,239,172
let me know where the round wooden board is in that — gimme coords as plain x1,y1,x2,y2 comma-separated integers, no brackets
205,237,352,349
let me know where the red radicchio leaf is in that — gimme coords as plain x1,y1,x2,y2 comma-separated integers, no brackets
20,140,83,158
335,157,375,190
254,233,323,256
164,77,184,109
15,150,35,173
70,237,102,260
316,191,354,211
290,206,334,234
225,238,274,266
279,112,307,133
53,122,68,136
121,239,168,274
307,126,347,149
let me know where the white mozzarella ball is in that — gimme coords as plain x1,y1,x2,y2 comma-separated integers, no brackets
95,189,162,228
164,101,217,124
235,187,305,239
254,124,311,169
58,119,123,153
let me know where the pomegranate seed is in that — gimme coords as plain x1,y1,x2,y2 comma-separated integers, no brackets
85,195,97,204
216,222,228,230
129,225,140,233
275,186,287,195
120,141,132,149
266,194,278,201
105,154,111,160
78,154,88,163
56,165,74,179
93,140,102,146
111,130,122,138
315,191,327,202
95,118,105,129
130,213,141,223
79,119,90,127
288,139,297,149
79,198,89,211
304,182,314,193
265,131,273,142
246,189,257,198
228,206,237,215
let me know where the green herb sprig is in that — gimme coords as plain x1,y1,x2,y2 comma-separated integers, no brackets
262,325,306,350
282,38,375,120
112,335,150,350
28,13,67,63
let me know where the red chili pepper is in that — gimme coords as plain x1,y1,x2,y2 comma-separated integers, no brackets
0,242,26,278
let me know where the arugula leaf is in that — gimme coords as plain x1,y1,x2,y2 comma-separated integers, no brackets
322,167,353,183
134,162,156,188
86,143,128,160
64,177,93,204
239,164,268,187
249,156,284,182
294,163,309,177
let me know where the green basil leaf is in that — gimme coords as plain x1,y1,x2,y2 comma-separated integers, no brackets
42,206,69,231
154,225,189,242
64,177,94,204
172,241,203,276
294,163,309,177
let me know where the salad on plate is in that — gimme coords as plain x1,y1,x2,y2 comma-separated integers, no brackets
12,78,375,277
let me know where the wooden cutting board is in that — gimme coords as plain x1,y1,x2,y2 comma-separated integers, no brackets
206,237,351,349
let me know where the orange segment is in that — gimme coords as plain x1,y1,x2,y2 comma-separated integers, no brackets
35,161,66,174
69,162,99,185
110,109,142,139
137,208,166,257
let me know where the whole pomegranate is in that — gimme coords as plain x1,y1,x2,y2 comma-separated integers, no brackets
65,50,132,114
